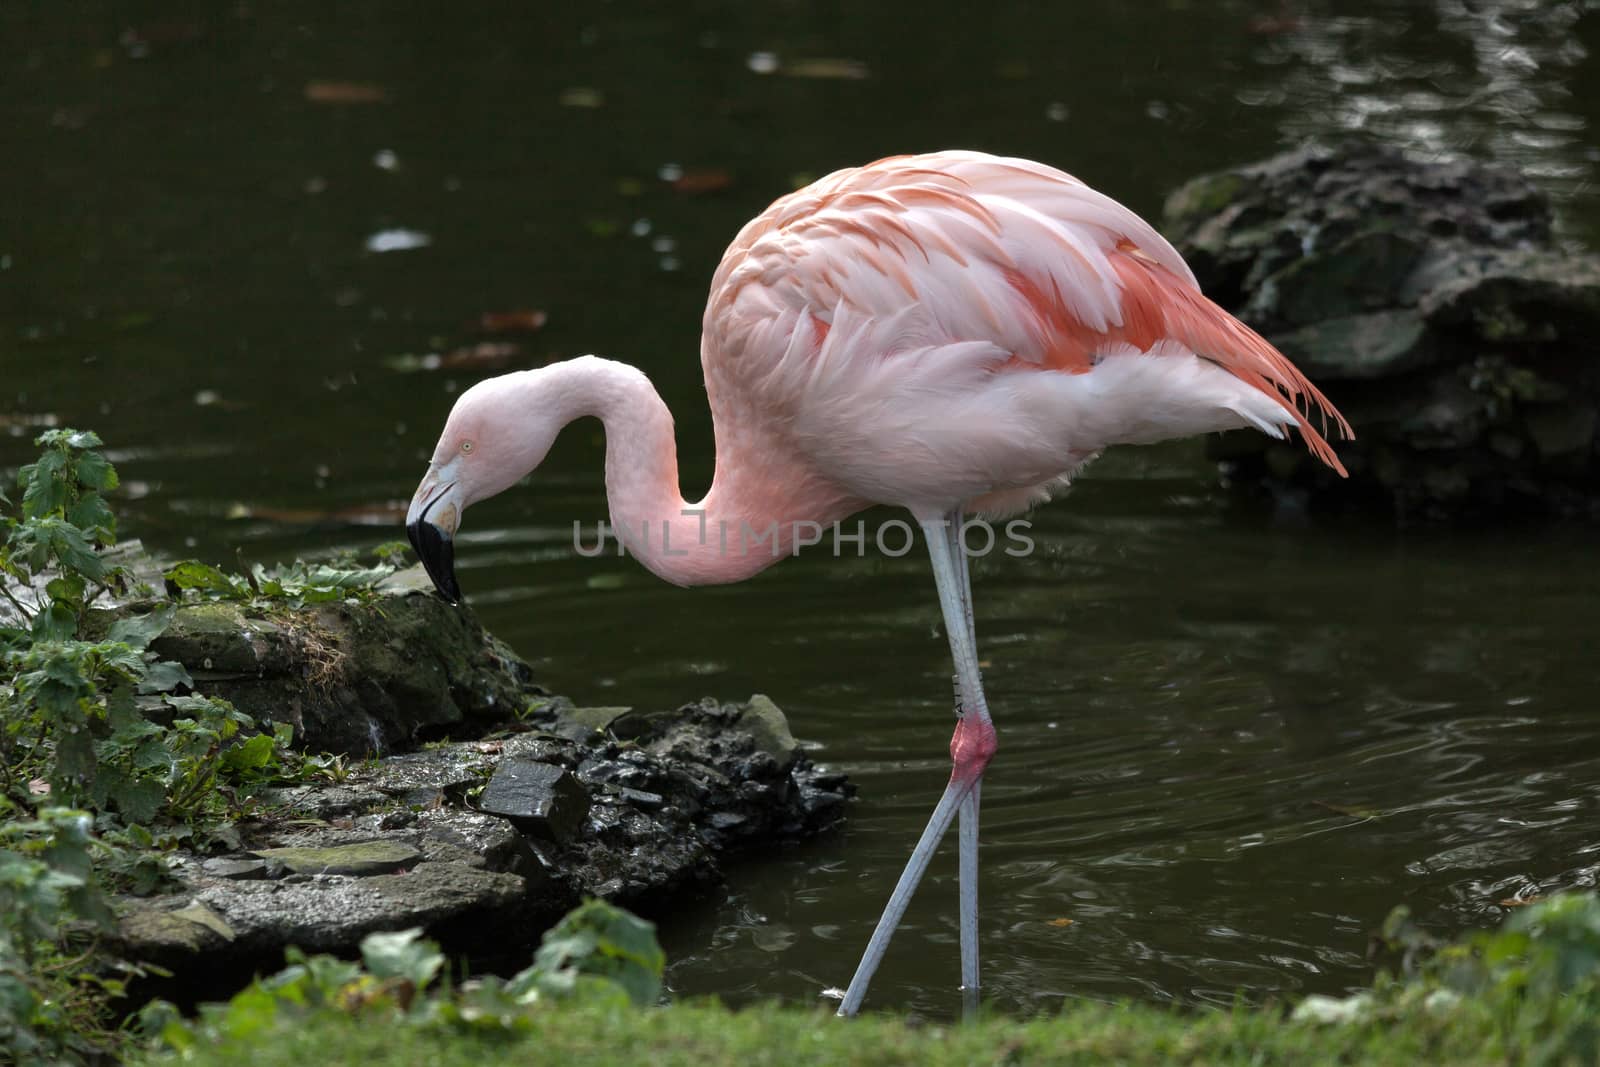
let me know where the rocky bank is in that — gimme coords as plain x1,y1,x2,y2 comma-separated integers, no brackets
1163,141,1600,520
103,564,852,981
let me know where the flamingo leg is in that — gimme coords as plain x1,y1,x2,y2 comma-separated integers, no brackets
947,510,983,1012
836,510,997,1018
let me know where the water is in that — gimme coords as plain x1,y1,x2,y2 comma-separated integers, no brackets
5,0,1599,1017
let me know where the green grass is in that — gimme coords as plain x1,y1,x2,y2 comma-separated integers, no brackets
136,992,1548,1067
129,894,1600,1066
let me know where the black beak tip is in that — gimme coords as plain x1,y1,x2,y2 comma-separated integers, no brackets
406,520,462,605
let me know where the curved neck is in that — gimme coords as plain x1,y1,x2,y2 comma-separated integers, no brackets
541,356,859,587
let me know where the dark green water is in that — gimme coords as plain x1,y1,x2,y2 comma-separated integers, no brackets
5,0,1599,1017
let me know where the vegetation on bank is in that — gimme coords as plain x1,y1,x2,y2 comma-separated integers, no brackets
0,430,398,1062
3,430,1598,1064
137,893,1600,1066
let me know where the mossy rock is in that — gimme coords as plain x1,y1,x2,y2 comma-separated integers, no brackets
117,563,546,755
1161,140,1600,520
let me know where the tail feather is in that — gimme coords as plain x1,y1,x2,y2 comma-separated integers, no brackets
1110,245,1353,476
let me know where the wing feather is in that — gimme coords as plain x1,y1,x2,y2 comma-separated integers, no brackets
705,150,1351,474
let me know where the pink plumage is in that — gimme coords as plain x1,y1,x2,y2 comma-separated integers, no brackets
699,151,1348,528
406,149,1352,1014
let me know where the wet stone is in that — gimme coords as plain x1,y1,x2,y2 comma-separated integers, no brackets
738,693,799,765
478,759,591,842
250,840,422,876
559,706,634,735
617,787,665,810
102,688,852,991
201,856,271,881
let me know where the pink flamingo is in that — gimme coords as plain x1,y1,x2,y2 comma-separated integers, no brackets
406,150,1351,1015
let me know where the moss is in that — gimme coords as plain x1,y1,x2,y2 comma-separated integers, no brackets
250,841,423,876
1162,170,1247,228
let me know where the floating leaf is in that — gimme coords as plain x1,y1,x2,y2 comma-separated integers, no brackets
784,57,869,80
557,87,604,108
1312,800,1381,820
304,81,388,104
477,310,548,333
671,169,733,195
441,342,520,368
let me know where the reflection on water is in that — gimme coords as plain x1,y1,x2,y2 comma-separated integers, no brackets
4,0,1600,1018
1258,0,1594,201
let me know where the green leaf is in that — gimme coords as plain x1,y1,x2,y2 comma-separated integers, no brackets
115,778,165,823
31,602,78,642
74,450,118,491
165,560,249,599
526,898,665,1007
41,428,103,451
139,659,194,694
67,494,117,544
20,450,68,518
53,729,97,790
360,928,445,993
220,734,276,775
45,574,87,606
107,605,175,651
106,683,140,729
15,517,109,581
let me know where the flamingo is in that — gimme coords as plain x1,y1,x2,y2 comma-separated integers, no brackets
405,150,1351,1016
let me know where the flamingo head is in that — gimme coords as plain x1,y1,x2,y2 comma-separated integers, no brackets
406,371,562,603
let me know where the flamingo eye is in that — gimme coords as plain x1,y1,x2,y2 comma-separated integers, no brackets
461,441,474,454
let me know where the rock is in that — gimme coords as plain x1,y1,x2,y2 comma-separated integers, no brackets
201,856,271,881
559,706,634,735
96,576,855,1001
736,693,799,765
137,565,547,755
1254,229,1426,327
113,861,526,968
478,761,591,843
1268,310,1432,381
116,900,235,959
249,841,422,876
1162,141,1600,520
369,746,492,807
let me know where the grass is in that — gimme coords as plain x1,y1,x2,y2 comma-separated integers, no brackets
137,991,1543,1067
131,894,1600,1066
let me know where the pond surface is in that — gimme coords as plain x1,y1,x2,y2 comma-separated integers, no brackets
5,0,1600,1018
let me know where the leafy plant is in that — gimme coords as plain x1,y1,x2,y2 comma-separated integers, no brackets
142,898,666,1055
165,559,394,609
1,429,122,641
520,897,666,1007
0,430,346,1060
1297,894,1600,1062
0,803,131,1065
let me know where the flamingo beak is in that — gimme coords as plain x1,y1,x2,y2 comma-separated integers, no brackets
405,472,463,604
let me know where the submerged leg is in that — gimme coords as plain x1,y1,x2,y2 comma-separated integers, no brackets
836,510,997,1018
947,511,983,1011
